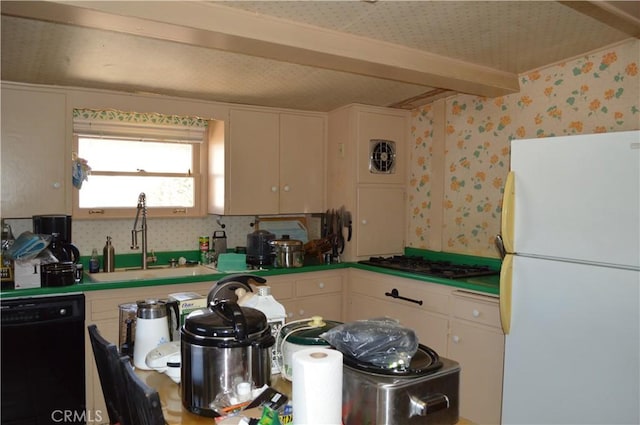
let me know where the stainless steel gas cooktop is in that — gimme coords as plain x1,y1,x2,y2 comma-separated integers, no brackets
359,255,499,279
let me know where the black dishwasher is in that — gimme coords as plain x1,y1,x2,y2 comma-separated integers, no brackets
1,294,86,425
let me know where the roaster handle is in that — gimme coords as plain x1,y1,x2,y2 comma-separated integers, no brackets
409,393,450,417
385,288,423,305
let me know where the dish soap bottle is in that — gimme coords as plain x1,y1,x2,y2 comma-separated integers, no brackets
89,248,100,273
103,236,115,272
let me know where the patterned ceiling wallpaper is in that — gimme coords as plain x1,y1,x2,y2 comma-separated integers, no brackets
408,39,639,258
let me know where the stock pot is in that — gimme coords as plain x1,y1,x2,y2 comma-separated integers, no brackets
270,235,304,268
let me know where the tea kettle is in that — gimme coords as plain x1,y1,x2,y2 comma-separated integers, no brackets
133,299,179,370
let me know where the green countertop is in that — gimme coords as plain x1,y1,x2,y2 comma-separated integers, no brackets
0,249,501,299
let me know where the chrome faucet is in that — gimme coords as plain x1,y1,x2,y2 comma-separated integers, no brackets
131,192,150,270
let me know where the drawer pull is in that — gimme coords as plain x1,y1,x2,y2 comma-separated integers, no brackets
385,288,423,306
472,309,480,318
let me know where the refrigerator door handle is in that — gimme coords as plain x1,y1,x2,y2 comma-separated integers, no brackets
501,171,515,253
499,253,513,334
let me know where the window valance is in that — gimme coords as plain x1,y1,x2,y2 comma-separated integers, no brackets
72,108,208,143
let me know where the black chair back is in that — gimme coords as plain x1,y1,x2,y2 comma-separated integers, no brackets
87,324,131,425
119,357,166,425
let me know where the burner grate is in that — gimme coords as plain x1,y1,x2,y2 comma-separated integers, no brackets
359,256,498,279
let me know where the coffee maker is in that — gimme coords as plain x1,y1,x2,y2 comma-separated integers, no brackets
33,215,80,286
33,215,79,263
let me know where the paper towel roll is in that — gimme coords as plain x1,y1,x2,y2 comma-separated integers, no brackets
292,347,343,425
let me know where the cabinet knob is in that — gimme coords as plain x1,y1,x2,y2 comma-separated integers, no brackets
361,219,368,225
298,310,305,316
271,186,278,193
52,182,61,189
452,335,460,343
318,282,325,289
283,185,291,192
287,312,294,319
472,309,481,318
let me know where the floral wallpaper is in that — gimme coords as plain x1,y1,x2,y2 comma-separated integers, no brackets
409,39,639,258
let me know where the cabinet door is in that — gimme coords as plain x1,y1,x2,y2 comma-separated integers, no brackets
347,269,451,356
449,320,504,425
228,109,279,214
279,114,325,213
1,87,68,217
347,294,449,355
285,294,343,322
357,110,406,185
356,186,405,258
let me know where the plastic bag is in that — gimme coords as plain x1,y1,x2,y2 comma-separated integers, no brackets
320,317,418,369
5,231,51,261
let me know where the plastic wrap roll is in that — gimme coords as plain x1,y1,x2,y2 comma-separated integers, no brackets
292,347,343,425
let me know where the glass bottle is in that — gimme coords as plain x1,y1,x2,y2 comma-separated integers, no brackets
89,248,100,273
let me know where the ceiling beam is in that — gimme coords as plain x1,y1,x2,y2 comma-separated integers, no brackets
1,0,520,98
559,1,640,38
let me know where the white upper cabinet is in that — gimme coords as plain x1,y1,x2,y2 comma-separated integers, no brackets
328,104,409,261
1,85,70,217
214,108,326,215
356,110,406,185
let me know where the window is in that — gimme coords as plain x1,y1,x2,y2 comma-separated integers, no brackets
72,109,208,218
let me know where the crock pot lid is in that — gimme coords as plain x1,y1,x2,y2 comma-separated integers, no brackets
184,303,268,339
281,320,342,345
342,344,443,377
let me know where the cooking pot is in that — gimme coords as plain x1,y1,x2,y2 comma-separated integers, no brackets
246,229,275,267
181,300,274,418
278,316,342,380
269,235,304,268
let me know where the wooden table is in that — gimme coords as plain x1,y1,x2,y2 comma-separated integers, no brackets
136,370,290,425
137,370,473,425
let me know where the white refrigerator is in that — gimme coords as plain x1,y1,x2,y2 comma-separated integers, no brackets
499,131,640,425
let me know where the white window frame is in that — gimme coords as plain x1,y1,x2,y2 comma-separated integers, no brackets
72,111,209,219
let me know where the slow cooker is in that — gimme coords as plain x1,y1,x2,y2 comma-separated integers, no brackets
342,344,460,425
278,316,342,380
181,300,274,417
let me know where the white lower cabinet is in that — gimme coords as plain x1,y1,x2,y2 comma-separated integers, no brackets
347,269,451,356
449,291,504,425
346,269,504,424
265,271,345,323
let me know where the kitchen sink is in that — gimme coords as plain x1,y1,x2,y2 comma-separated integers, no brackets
86,264,221,283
